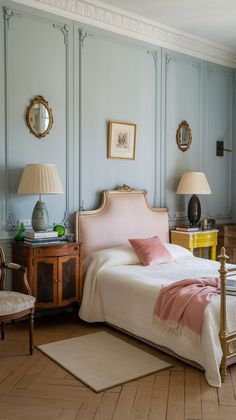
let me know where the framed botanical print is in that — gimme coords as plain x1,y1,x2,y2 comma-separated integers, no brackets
108,121,136,160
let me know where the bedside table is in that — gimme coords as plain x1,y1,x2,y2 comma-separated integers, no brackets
12,242,83,309
170,230,218,260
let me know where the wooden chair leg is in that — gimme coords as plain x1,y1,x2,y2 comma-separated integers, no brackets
1,322,5,340
29,310,34,355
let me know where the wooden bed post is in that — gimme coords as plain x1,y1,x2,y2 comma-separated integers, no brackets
218,247,228,382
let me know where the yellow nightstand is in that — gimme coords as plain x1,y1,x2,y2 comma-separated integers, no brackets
170,230,218,260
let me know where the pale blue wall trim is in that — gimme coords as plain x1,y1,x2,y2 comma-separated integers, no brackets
78,28,90,211
71,21,79,217
161,49,204,221
147,49,159,207
0,0,74,237
146,48,160,209
3,7,21,231
0,7,5,233
3,7,9,231
232,71,236,221
52,22,71,226
203,62,233,220
156,48,162,208
230,70,236,221
77,28,159,210
160,50,167,208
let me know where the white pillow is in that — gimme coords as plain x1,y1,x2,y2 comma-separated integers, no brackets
85,244,192,272
164,243,194,259
84,245,141,272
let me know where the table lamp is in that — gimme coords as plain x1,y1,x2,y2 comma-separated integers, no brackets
176,171,211,227
17,163,64,231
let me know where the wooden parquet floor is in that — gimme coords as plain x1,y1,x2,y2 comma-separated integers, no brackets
0,313,236,420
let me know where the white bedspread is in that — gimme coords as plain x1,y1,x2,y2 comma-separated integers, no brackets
79,244,236,387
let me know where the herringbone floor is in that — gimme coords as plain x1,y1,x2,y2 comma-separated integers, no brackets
0,313,236,420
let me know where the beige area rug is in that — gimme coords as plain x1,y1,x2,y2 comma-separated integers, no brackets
37,331,172,392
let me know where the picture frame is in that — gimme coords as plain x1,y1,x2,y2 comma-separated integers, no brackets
108,120,136,160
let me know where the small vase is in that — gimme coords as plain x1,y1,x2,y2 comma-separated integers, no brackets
15,223,25,241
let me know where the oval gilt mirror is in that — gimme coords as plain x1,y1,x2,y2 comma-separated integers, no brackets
176,120,192,152
26,96,53,138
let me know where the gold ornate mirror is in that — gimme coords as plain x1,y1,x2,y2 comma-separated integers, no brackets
176,120,192,152
26,96,53,138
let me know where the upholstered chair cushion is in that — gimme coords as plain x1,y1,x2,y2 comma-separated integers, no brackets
0,291,35,316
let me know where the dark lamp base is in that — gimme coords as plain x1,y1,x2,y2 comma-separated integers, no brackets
188,194,201,227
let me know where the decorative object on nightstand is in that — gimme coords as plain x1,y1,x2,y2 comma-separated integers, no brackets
171,229,218,260
175,225,200,232
12,242,83,309
17,164,64,232
23,230,60,246
176,172,211,227
53,224,65,237
201,218,216,231
14,223,25,241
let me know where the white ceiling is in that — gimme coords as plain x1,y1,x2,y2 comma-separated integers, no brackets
101,0,236,51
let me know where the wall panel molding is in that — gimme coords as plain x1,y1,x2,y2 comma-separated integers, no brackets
147,49,159,207
2,5,72,235
162,51,203,220
14,0,236,68
77,28,158,210
53,21,71,227
3,7,22,232
204,63,233,220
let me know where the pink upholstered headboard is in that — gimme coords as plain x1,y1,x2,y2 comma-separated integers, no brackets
75,187,169,256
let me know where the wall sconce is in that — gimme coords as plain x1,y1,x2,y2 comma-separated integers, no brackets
216,140,232,157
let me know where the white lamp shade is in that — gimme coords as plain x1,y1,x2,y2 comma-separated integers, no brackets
176,172,211,195
17,164,64,195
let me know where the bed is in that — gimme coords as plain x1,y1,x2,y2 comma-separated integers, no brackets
75,185,236,387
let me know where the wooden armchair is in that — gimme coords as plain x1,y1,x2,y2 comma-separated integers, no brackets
0,246,35,354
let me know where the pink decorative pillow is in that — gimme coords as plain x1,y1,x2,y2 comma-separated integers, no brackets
129,236,174,266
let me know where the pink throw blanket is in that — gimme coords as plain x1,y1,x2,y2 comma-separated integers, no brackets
154,277,219,335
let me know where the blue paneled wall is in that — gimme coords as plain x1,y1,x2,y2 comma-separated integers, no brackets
79,33,159,209
231,70,236,222
0,0,234,244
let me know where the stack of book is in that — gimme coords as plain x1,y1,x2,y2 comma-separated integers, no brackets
24,231,61,245
175,225,200,232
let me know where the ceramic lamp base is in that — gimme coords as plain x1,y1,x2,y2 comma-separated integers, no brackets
188,194,201,227
32,200,49,231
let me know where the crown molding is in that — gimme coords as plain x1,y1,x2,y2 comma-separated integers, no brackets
14,0,236,68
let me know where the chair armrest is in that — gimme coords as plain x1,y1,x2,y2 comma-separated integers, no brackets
4,262,26,272
4,262,31,295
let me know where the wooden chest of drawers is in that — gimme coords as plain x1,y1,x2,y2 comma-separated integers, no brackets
217,224,236,263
